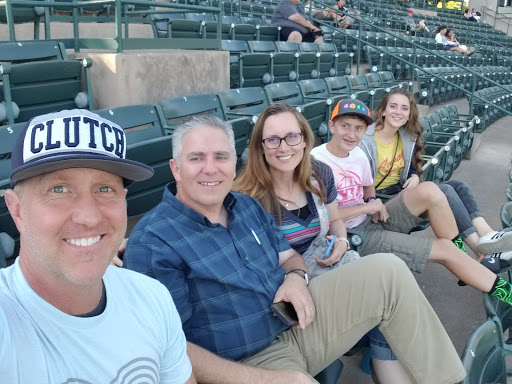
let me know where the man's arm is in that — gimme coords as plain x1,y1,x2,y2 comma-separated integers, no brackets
187,342,315,384
275,248,315,328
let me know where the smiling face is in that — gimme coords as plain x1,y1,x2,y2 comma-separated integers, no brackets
261,112,306,177
6,168,127,289
328,115,368,157
170,125,237,215
382,93,411,131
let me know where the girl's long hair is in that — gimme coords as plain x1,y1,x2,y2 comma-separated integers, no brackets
370,88,425,179
233,103,326,223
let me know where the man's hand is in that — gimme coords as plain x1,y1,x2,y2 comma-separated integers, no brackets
273,273,315,329
110,238,128,267
315,235,348,268
310,25,320,32
402,174,420,191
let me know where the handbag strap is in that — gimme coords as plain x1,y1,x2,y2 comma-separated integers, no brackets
375,134,400,190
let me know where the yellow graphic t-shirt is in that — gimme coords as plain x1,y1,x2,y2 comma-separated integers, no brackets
374,133,405,190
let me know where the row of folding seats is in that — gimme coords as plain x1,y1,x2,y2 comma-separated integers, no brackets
150,12,279,41
415,66,512,106
0,40,94,125
222,40,353,88
420,105,476,183
468,85,512,131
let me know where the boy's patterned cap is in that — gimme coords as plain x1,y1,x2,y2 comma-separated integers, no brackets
330,99,373,125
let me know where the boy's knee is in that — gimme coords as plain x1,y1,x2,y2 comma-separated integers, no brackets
415,181,445,203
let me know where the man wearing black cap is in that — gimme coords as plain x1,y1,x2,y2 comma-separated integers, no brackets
0,109,195,383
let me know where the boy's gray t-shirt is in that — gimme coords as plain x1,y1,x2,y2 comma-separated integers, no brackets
271,0,309,34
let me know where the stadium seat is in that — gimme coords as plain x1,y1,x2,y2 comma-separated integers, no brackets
124,135,175,218
502,201,512,229
460,318,509,384
508,183,512,202
157,93,252,168
248,41,298,83
0,0,46,40
264,82,329,139
94,104,165,145
324,76,352,99
222,39,272,88
0,59,94,125
218,86,270,120
0,40,67,63
345,75,371,109
275,41,320,81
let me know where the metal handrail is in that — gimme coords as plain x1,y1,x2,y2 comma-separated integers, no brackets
0,0,223,52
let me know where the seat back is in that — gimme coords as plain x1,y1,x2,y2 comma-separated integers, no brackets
218,87,270,116
460,319,507,384
501,201,512,229
1,60,93,125
94,105,164,146
324,76,351,97
0,41,67,63
125,135,175,218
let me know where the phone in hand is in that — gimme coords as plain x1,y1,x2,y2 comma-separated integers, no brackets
270,301,299,327
323,236,337,259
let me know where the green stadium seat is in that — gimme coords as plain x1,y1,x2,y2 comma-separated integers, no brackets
157,93,252,169
345,75,371,109
125,135,175,218
248,41,298,83
460,318,508,384
218,86,270,120
502,201,512,229
222,39,272,88
0,40,67,63
275,41,319,81
264,82,329,139
0,0,45,40
94,105,165,146
324,76,351,99
0,59,94,125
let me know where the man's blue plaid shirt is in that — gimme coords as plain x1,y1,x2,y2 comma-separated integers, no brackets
124,185,291,360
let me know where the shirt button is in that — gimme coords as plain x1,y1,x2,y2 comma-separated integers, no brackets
245,257,249,261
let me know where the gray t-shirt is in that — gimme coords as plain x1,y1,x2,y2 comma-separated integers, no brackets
271,0,309,34
405,16,416,27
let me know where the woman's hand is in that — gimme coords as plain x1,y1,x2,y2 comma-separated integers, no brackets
402,174,420,191
315,235,349,267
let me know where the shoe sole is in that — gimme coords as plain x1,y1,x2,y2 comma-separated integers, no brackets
477,232,512,256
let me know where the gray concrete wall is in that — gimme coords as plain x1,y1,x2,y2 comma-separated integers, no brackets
0,21,153,42
76,50,229,109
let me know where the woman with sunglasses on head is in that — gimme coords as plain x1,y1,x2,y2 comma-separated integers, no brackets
234,103,413,384
358,88,512,262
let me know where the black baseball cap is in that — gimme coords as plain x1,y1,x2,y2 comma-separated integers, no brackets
10,109,154,186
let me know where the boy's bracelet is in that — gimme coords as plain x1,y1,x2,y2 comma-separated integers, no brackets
364,195,377,203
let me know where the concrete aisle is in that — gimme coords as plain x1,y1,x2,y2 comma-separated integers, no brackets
337,100,512,383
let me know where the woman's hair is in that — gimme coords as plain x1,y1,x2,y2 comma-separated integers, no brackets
233,103,326,223
370,88,425,179
446,28,454,38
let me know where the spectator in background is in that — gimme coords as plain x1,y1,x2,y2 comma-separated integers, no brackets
446,29,468,51
435,25,473,55
404,9,429,34
464,9,479,22
271,0,323,43
471,8,482,21
323,0,359,29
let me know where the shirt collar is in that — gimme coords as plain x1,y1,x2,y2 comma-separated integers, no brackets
164,183,238,226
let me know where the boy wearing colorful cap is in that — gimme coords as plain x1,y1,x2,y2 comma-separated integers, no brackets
0,109,196,383
312,100,512,309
